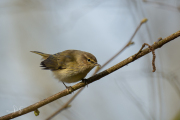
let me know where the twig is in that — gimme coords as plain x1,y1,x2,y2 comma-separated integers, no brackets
94,18,148,74
134,43,156,72
143,0,180,12
46,18,148,120
0,30,180,120
45,88,83,120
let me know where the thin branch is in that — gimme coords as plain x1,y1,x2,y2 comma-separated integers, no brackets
45,88,83,120
134,43,156,72
46,18,148,120
143,0,180,12
94,18,148,74
117,80,153,120
0,30,180,120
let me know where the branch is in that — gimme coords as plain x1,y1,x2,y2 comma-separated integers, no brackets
46,18,148,120
143,0,180,11
0,30,180,120
94,18,148,73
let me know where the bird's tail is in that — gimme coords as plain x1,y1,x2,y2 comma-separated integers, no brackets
31,51,50,59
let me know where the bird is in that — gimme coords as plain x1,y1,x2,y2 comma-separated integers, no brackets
31,50,100,89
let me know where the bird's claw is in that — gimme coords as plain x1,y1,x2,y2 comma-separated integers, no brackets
66,86,74,93
82,79,89,87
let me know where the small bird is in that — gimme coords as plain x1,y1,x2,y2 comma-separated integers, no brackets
31,50,100,89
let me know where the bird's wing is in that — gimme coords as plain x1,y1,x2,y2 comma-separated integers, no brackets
40,52,75,70
41,55,62,70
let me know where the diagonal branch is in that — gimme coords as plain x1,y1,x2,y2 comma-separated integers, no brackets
0,30,180,120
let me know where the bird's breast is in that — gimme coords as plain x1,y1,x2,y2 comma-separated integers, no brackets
52,68,91,83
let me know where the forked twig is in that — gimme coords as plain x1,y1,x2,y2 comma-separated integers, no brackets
134,43,156,72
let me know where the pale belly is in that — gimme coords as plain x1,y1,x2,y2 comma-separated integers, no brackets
52,69,90,83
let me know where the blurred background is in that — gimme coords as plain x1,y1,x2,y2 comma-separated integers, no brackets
0,0,180,120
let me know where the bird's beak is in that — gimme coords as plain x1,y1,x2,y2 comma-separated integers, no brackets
95,63,101,67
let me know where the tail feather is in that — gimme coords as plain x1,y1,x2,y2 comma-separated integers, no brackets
40,61,49,70
31,51,50,59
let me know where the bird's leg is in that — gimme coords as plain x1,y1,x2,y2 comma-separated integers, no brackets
62,82,74,93
62,82,68,88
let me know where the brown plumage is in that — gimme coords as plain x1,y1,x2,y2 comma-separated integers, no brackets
31,50,100,88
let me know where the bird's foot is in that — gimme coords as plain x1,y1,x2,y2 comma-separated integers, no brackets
62,82,74,93
82,79,89,87
65,86,74,93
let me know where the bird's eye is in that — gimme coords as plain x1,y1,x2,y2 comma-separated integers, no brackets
87,59,91,62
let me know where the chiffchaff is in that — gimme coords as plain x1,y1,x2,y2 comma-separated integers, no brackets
31,50,100,88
